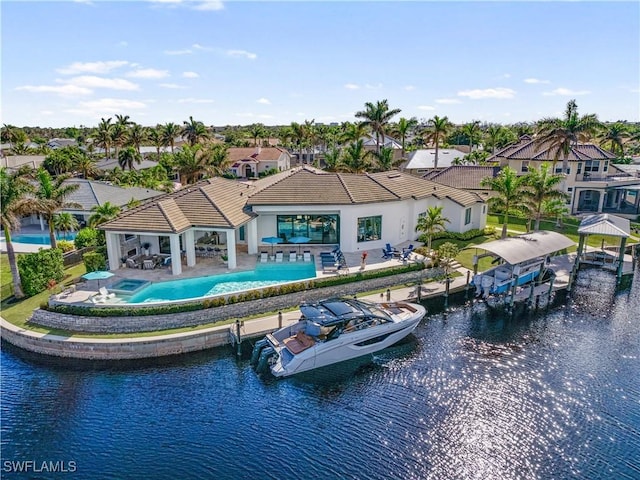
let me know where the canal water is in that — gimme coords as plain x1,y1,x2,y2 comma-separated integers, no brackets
2,268,639,479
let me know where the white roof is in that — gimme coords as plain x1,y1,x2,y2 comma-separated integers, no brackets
578,214,630,238
405,149,466,170
473,231,575,265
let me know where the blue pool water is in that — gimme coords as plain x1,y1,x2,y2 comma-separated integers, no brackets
1,268,638,479
8,232,77,245
125,260,317,303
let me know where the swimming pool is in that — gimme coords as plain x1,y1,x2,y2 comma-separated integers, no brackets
109,278,151,295
7,232,77,245
123,259,317,304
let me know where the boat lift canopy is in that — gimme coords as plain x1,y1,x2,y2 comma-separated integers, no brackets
472,231,575,265
577,214,630,238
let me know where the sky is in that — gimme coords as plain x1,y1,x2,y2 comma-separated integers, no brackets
2,1,639,129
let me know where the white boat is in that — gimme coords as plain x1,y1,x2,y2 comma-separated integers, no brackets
251,297,426,378
472,258,544,298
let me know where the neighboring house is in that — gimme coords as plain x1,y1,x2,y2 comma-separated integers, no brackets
488,136,640,218
0,154,46,171
99,166,487,275
361,134,403,161
47,138,77,149
423,165,500,201
404,148,467,175
96,157,164,172
228,147,292,179
21,179,163,230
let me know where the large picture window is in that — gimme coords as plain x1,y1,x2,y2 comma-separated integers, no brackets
276,214,339,244
357,216,382,242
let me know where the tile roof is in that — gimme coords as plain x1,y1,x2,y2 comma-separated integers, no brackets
421,166,500,191
489,137,616,162
247,166,483,207
64,179,163,212
100,177,256,233
227,147,289,162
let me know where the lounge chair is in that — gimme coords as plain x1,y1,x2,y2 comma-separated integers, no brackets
275,251,284,263
289,251,297,262
98,287,116,299
303,250,311,262
89,296,106,304
260,251,268,263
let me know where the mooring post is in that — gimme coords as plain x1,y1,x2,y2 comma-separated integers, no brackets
547,275,555,307
528,282,535,309
510,274,519,307
235,319,242,357
386,288,391,302
278,311,282,329
444,276,450,309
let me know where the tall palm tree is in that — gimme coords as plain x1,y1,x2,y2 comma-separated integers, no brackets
536,99,600,174
88,202,121,228
485,124,503,155
147,126,164,160
33,168,80,249
290,121,306,164
53,212,79,239
462,120,481,153
72,152,99,179
118,146,142,171
0,167,41,298
415,205,450,254
127,123,147,155
248,123,265,147
521,163,568,231
207,144,232,176
355,99,401,154
162,122,180,153
94,117,114,158
423,115,452,169
322,147,342,172
372,147,398,172
181,116,210,146
340,140,371,173
598,123,630,157
340,121,368,144
393,117,418,160
174,144,212,184
481,167,526,239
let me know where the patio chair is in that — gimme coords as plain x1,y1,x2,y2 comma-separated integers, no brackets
126,258,140,269
275,251,284,263
260,251,268,263
303,250,311,262
289,251,297,262
143,259,155,270
382,248,393,260
98,287,116,299
400,246,414,262
89,295,106,304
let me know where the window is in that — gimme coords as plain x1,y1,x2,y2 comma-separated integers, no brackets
277,214,339,244
567,187,573,192
239,226,245,241
555,165,563,174
482,205,486,214
465,208,472,225
577,162,582,174
585,160,600,172
604,161,609,172
357,216,382,242
521,161,529,172
124,234,135,241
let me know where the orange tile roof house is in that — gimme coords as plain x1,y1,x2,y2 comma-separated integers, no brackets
228,147,292,179
99,166,487,275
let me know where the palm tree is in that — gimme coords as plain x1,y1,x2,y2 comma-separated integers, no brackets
462,120,481,153
423,115,452,169
162,122,180,153
481,167,526,239
415,205,450,254
0,167,41,298
340,121,368,144
118,146,142,171
340,140,371,173
127,123,147,155
181,116,210,146
372,147,398,172
147,126,164,160
33,168,80,249
598,123,630,157
322,147,341,172
355,99,401,154
208,144,232,176
536,99,600,174
53,212,79,240
485,124,503,155
542,198,570,228
72,152,99,179
174,144,212,184
393,117,418,160
94,117,114,158
248,123,265,147
88,202,121,228
43,148,75,176
520,163,568,231
290,122,306,164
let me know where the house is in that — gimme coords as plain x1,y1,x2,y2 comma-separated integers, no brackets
228,147,292,178
0,154,46,171
47,138,77,149
404,148,467,175
361,134,403,161
488,136,640,218
423,165,500,200
99,166,487,275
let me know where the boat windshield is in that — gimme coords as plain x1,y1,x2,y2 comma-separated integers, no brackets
361,305,392,322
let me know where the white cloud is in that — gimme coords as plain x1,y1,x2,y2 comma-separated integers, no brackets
15,84,92,96
182,71,199,78
65,76,139,90
257,98,271,105
164,49,192,55
344,83,360,90
435,98,462,104
417,105,435,111
524,78,550,84
40,110,55,116
176,98,215,104
404,85,416,91
127,68,169,79
193,1,224,11
149,0,224,11
227,49,257,60
458,87,516,99
192,43,213,52
57,60,129,75
542,87,591,96
78,98,147,112
159,83,186,89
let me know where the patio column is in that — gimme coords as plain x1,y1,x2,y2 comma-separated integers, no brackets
170,234,182,275
247,219,258,254
597,191,605,213
105,232,121,271
184,229,196,267
39,215,45,231
225,229,237,269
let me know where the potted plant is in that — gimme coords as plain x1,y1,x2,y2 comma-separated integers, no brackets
142,242,151,255
120,256,128,268
221,254,229,264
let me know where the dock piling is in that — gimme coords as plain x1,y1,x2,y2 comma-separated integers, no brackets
235,319,242,357
278,311,282,329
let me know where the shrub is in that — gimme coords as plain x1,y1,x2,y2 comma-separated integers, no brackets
57,240,75,253
418,227,495,244
74,227,99,249
83,251,106,272
17,248,65,297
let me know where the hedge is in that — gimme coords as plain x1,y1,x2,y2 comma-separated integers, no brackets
18,248,65,298
83,251,106,272
418,227,496,244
